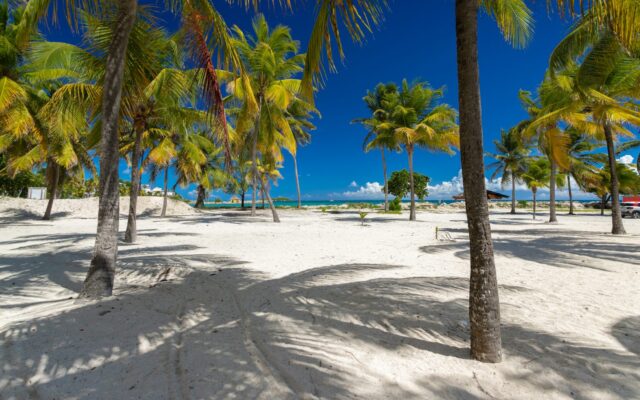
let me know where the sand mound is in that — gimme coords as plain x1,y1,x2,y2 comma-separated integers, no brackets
0,196,197,220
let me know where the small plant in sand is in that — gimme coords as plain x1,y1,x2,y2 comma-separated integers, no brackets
359,211,368,226
320,206,328,213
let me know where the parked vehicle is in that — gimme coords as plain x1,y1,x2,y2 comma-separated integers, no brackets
621,202,640,218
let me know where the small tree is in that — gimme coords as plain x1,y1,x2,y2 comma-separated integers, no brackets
387,170,429,203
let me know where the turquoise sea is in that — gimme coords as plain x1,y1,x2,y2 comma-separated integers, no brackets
195,199,597,209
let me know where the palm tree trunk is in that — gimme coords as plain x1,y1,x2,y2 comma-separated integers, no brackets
455,0,501,363
532,189,537,220
382,148,389,212
194,184,205,208
264,180,280,223
250,104,261,217
408,147,416,221
293,153,302,209
604,122,626,234
160,167,168,218
510,174,516,214
43,162,60,220
549,158,557,223
567,175,574,215
601,194,606,216
261,186,266,209
80,0,137,299
125,126,144,243
241,191,245,209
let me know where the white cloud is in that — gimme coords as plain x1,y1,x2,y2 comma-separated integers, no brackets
349,180,358,188
122,167,131,175
341,182,385,199
617,154,634,165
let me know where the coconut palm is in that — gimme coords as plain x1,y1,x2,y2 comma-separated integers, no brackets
541,46,640,234
380,80,458,221
228,14,304,219
564,129,600,214
522,157,550,219
355,82,399,212
288,99,317,209
487,127,529,214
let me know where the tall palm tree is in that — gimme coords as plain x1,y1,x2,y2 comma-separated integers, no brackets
287,99,317,209
356,82,399,212
381,80,459,221
487,128,529,214
229,15,304,219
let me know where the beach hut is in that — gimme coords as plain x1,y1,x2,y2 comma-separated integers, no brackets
229,196,240,204
452,190,509,201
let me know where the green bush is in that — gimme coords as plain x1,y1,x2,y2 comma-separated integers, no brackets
518,200,528,208
389,197,402,211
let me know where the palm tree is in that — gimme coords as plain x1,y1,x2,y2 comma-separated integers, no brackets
564,130,600,214
586,161,640,215
381,80,459,221
522,157,550,219
229,15,304,219
487,128,529,214
356,82,399,212
288,99,317,209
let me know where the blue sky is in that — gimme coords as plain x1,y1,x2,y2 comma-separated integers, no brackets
42,1,637,201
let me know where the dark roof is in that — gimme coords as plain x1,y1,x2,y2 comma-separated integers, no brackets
452,190,509,200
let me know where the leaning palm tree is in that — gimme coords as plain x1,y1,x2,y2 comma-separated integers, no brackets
381,80,459,221
487,127,529,214
355,82,399,212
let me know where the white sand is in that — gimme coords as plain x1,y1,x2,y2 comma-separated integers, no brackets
0,200,638,399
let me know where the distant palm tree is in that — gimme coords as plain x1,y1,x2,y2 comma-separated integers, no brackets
586,161,640,215
564,130,600,215
381,80,459,221
288,99,317,209
487,128,529,214
522,158,550,220
355,82,399,212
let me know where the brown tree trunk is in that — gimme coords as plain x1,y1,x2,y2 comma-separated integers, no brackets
567,175,574,215
549,157,557,223
510,174,516,214
124,125,144,243
241,191,245,209
80,0,137,299
382,148,389,212
194,184,205,208
532,189,537,220
160,167,168,217
455,0,502,363
293,153,302,209
604,122,626,234
261,186,266,209
43,162,60,220
408,147,416,221
601,194,606,216
264,180,280,223
251,104,261,216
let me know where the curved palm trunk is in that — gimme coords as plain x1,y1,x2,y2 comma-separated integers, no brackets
293,153,302,209
510,174,516,214
549,158,557,223
382,148,389,212
80,0,138,299
194,184,206,208
160,167,169,218
408,147,416,221
264,180,280,223
532,189,537,220
43,162,60,221
567,175,574,215
604,122,625,234
455,0,501,363
125,127,144,243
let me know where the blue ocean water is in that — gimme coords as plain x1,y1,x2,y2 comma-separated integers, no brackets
195,199,597,209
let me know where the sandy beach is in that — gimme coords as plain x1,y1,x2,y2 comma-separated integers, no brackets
1,198,639,399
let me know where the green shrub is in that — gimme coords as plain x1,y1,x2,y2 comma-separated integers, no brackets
359,211,368,226
389,197,402,211
518,200,528,208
